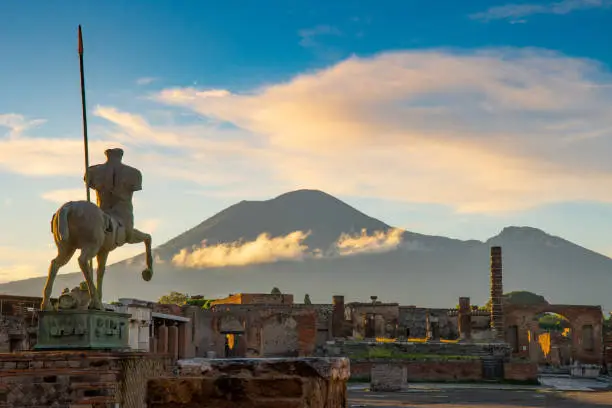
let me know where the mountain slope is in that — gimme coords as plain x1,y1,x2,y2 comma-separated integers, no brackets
154,189,392,261
1,190,611,310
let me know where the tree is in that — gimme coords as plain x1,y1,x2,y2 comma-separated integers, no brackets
158,291,189,305
485,291,548,310
271,287,282,295
158,292,215,309
304,294,312,305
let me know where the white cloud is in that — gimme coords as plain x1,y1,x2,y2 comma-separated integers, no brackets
335,228,404,256
5,47,612,216
153,48,612,213
140,218,161,234
298,25,342,48
0,113,46,138
41,188,89,204
172,231,311,268
470,0,612,22
136,77,158,85
171,228,410,269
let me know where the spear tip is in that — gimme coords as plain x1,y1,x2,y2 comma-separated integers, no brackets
78,25,83,55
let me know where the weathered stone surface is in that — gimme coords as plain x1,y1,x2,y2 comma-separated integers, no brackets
0,351,172,408
371,363,406,391
35,309,130,350
147,357,349,408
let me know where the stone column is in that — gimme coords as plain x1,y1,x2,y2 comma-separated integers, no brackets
150,336,157,354
168,325,179,360
332,295,345,338
490,246,505,341
426,313,440,341
157,325,169,354
458,297,472,341
178,323,189,359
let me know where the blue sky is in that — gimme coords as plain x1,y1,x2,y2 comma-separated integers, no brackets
1,0,612,282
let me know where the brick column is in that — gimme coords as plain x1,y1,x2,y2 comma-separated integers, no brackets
490,246,505,341
458,297,472,341
332,295,345,338
168,325,179,360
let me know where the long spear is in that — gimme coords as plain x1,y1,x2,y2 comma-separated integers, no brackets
78,25,91,203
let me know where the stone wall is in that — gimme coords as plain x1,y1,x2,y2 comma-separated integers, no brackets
399,307,458,339
352,360,483,382
187,305,322,359
212,293,294,306
0,351,172,408
504,304,603,364
370,363,407,391
321,340,512,359
147,357,350,408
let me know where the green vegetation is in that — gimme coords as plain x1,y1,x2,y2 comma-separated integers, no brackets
271,287,282,295
454,304,488,311
484,291,548,311
537,313,570,331
304,294,312,305
157,291,215,309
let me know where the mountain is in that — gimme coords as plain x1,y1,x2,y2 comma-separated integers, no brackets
1,190,611,310
155,189,392,261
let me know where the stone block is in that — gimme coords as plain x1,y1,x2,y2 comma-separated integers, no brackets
35,310,130,351
147,357,349,408
370,363,406,392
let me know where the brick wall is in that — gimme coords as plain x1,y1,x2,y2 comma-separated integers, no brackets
504,361,538,382
0,351,172,408
351,360,483,382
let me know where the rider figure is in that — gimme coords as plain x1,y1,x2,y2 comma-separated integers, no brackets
85,148,142,245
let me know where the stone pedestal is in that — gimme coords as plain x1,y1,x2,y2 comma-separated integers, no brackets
371,363,407,392
147,357,350,408
0,351,172,407
35,309,130,350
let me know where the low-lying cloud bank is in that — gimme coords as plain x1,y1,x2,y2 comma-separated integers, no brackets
172,228,405,268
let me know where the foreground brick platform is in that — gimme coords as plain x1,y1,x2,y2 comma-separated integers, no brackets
147,357,350,408
0,351,172,407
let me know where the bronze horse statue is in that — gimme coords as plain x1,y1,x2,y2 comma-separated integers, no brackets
40,148,153,311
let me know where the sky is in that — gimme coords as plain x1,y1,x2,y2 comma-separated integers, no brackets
1,0,612,284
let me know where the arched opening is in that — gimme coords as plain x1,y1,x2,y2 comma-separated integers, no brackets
532,312,572,368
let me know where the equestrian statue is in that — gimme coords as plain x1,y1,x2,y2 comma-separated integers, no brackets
40,148,153,311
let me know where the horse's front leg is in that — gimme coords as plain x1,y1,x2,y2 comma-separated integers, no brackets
128,228,153,282
96,249,110,305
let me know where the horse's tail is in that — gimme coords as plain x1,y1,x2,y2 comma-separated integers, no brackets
52,202,72,242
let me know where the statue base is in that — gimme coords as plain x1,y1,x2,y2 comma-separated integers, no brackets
35,309,130,351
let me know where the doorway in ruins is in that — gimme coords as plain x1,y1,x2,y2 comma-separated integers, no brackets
532,312,572,367
365,314,376,338
223,332,244,358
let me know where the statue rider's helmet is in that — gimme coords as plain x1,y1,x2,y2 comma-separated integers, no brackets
105,148,124,161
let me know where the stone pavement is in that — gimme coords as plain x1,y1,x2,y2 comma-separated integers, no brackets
349,375,612,393
347,376,612,408
348,388,612,408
